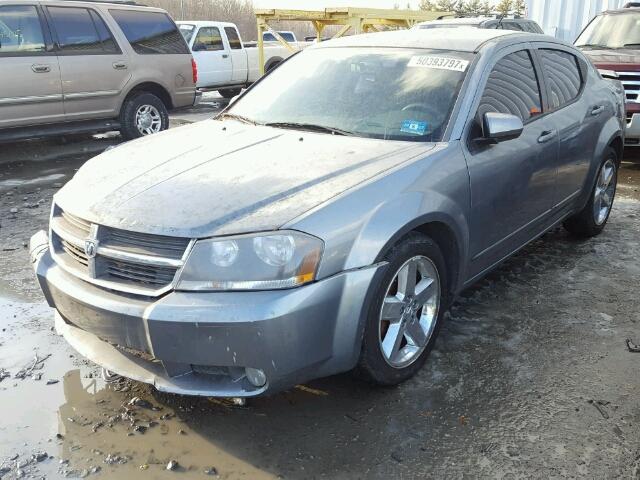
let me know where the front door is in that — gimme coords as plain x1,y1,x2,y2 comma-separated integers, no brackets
0,4,64,129
191,25,232,88
463,47,558,278
45,6,131,120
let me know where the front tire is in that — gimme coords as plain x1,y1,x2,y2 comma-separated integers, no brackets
119,92,169,140
356,233,448,386
563,148,618,238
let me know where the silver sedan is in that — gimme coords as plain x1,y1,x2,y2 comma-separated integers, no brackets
31,28,624,397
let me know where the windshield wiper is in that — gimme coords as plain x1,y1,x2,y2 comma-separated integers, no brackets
263,122,355,136
623,43,640,48
217,112,260,125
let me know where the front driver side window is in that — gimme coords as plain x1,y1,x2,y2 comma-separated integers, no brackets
477,50,543,123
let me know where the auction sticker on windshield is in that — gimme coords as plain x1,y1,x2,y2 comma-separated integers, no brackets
408,55,469,72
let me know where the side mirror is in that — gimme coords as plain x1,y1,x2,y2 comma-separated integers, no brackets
480,112,524,143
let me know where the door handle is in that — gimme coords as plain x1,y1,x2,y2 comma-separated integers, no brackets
222,54,229,58
112,62,128,70
31,64,51,73
591,105,604,116
537,129,557,144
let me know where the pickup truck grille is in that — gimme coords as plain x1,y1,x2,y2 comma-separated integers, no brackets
616,71,640,103
50,206,192,296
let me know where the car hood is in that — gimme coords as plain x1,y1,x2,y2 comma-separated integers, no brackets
581,48,640,70
56,120,433,238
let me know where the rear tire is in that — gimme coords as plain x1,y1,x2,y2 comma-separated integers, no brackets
218,88,242,99
356,233,448,386
563,147,618,238
119,92,169,140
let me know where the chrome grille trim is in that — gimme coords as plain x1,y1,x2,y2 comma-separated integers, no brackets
49,205,194,297
616,71,640,103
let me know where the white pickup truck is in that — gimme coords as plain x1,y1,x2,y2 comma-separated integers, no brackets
178,21,303,97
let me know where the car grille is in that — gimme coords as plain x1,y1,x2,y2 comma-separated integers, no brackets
50,205,192,296
616,71,640,103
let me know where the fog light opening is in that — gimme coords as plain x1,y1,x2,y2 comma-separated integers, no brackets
245,367,267,387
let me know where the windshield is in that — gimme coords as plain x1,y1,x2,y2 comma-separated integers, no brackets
227,47,472,142
179,24,195,43
576,12,640,49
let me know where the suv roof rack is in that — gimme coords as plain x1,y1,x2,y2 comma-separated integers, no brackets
40,0,144,5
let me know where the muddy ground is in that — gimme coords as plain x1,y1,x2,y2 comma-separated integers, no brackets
0,102,639,479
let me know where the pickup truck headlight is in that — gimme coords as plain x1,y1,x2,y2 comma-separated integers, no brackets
176,231,323,291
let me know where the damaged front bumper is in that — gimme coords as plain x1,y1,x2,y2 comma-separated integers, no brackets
30,230,381,397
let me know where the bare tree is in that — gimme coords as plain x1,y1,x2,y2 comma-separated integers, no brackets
419,0,437,10
512,0,526,16
462,0,484,15
495,0,512,16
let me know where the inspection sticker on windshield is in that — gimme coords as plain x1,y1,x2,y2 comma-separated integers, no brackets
408,55,469,72
401,120,428,136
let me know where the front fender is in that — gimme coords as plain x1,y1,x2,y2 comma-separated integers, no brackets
289,143,471,292
345,190,468,284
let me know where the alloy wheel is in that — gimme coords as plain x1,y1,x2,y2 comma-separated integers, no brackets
135,105,162,136
593,159,616,226
378,255,440,368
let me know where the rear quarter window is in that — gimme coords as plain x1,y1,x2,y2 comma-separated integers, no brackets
538,49,583,110
109,9,188,55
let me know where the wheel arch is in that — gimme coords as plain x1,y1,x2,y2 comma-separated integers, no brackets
264,57,283,73
373,215,465,303
120,82,173,112
608,134,623,166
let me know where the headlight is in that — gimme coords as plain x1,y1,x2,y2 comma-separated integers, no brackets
176,230,323,291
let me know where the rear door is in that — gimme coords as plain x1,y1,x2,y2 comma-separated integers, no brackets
0,4,64,128
191,25,232,88
533,45,596,206
44,5,131,120
463,46,558,277
224,25,247,84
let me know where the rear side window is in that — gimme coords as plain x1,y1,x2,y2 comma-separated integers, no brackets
538,49,582,110
263,32,295,42
48,7,118,54
193,26,223,51
109,9,188,54
224,26,242,49
0,5,46,55
478,50,542,122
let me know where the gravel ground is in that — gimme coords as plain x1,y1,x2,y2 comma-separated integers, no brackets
0,116,638,479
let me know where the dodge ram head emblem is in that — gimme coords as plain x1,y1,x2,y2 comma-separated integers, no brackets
84,240,97,259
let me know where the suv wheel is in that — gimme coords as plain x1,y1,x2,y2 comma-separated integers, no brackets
120,92,169,140
356,233,447,386
563,147,618,238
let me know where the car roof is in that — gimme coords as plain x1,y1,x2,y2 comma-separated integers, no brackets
416,17,484,26
177,20,238,28
316,28,535,53
35,0,165,11
415,16,534,27
601,7,640,14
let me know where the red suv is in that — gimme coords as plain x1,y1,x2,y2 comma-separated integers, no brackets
576,6,640,147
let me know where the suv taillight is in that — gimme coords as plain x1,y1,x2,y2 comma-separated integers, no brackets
191,58,198,84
